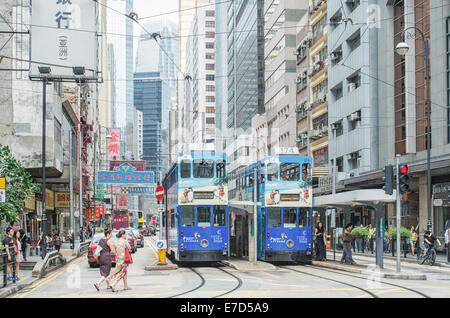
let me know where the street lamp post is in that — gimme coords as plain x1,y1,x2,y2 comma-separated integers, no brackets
396,27,432,232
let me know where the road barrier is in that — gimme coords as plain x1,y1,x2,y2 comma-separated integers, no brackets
75,241,91,257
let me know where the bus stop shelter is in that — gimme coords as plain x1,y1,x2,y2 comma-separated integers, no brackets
313,189,397,268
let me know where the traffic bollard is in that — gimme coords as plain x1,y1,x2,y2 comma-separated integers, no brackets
158,248,166,265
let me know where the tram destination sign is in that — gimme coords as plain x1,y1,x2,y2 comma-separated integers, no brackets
98,163,154,185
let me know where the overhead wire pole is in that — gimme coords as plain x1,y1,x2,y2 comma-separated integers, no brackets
396,154,401,273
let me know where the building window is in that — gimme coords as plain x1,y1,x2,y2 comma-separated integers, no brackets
331,82,343,101
347,29,361,53
206,42,214,49
312,80,328,103
206,75,215,81
336,156,343,172
346,0,360,12
205,32,215,39
205,10,215,17
347,110,361,131
206,64,215,71
265,10,285,44
205,21,215,28
206,85,215,92
206,106,215,113
206,96,215,103
206,117,215,124
347,151,361,170
347,70,361,93
312,14,327,42
206,53,215,60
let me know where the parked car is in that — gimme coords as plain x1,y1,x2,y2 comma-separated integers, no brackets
138,225,149,237
119,228,138,253
87,233,117,268
147,225,156,236
131,229,144,248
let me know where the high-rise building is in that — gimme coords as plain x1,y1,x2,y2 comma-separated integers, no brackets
185,7,217,148
134,72,170,182
252,0,308,161
225,0,265,201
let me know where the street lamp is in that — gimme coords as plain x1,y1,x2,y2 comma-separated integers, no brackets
396,27,432,232
38,66,51,242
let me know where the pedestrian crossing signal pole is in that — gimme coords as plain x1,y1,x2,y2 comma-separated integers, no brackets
396,155,401,273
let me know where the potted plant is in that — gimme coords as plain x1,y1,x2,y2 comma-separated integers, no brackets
351,227,369,252
388,227,412,256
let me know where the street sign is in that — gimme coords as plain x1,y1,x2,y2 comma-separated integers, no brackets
155,186,164,201
156,240,166,249
0,177,5,189
98,163,155,184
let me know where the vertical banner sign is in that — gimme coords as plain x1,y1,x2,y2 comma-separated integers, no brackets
108,129,121,162
0,177,6,203
30,0,98,79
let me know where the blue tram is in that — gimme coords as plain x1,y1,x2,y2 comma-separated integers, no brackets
162,152,229,262
237,155,313,262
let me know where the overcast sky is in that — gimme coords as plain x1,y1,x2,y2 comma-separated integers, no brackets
132,0,179,67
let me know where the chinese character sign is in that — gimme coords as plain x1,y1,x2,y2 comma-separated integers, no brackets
117,195,128,209
30,0,97,78
55,192,76,208
86,206,105,220
98,163,155,185
108,129,121,162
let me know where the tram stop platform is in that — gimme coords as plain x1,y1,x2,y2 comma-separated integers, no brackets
221,258,277,271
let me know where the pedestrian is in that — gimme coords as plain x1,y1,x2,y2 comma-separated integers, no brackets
445,226,450,263
94,229,116,291
340,223,356,265
3,227,17,281
107,230,132,292
367,224,375,254
410,225,418,256
54,233,61,252
46,233,53,254
38,233,46,259
384,227,389,253
14,230,23,281
314,222,326,261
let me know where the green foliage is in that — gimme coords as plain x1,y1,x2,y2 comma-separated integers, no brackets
0,242,4,252
351,227,369,237
0,145,40,224
96,227,105,233
388,227,412,238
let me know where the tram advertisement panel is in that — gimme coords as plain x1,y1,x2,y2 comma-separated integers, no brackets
264,181,312,207
178,178,228,205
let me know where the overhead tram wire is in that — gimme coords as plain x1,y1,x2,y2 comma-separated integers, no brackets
2,2,449,41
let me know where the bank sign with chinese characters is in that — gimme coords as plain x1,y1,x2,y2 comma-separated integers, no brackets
30,0,97,79
97,163,155,185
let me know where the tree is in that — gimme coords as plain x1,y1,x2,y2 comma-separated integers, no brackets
0,145,40,226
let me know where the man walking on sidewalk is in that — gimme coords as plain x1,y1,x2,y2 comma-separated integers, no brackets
341,223,356,265
445,226,450,263
3,227,17,281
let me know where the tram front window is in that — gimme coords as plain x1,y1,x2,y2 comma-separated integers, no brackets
180,206,195,227
283,208,297,228
213,205,226,226
194,160,214,178
197,207,211,227
267,207,281,228
299,208,310,227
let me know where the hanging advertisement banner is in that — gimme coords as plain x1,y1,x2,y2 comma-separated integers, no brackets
55,192,77,208
45,189,54,211
109,160,146,172
97,163,155,185
30,0,98,79
86,206,105,220
107,129,121,162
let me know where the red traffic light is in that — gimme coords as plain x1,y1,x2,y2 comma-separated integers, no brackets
399,165,409,174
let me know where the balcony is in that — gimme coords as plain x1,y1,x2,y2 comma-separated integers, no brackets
310,94,327,110
309,126,328,141
309,61,326,79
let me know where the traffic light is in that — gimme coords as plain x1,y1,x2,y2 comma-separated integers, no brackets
398,164,409,194
382,165,394,195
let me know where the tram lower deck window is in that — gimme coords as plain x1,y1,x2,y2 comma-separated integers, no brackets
180,206,195,227
299,208,310,227
197,206,211,227
213,205,226,226
267,207,281,227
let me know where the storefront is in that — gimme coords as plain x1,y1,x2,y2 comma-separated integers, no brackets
23,195,36,238
432,183,450,244
55,192,78,237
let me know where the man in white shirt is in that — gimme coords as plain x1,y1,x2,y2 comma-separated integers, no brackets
445,226,450,263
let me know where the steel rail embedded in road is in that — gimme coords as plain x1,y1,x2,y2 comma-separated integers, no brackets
168,267,205,298
279,266,379,298
303,264,431,298
213,267,243,298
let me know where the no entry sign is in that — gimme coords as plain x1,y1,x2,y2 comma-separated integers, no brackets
155,185,164,201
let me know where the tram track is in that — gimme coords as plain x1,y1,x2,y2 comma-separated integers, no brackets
303,264,431,298
213,267,243,298
278,265,380,298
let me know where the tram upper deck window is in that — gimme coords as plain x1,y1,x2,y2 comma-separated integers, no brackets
267,163,278,181
180,206,195,227
302,163,312,181
299,207,311,227
213,205,226,226
267,207,281,227
258,165,265,184
197,207,211,227
281,163,300,181
283,208,297,228
216,160,226,178
194,159,214,178
180,160,191,178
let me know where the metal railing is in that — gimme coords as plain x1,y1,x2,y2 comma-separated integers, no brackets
76,241,91,257
1,252,16,288
36,250,66,279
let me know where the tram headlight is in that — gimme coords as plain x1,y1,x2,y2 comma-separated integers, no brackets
200,239,209,248
286,240,295,249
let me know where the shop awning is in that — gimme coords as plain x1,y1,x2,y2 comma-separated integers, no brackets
313,189,397,208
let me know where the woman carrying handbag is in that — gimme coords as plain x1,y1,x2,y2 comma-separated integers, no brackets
106,230,132,292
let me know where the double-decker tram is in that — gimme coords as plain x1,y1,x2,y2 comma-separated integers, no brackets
162,152,229,262
239,155,313,262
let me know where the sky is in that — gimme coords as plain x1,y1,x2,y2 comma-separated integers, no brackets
132,0,179,66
